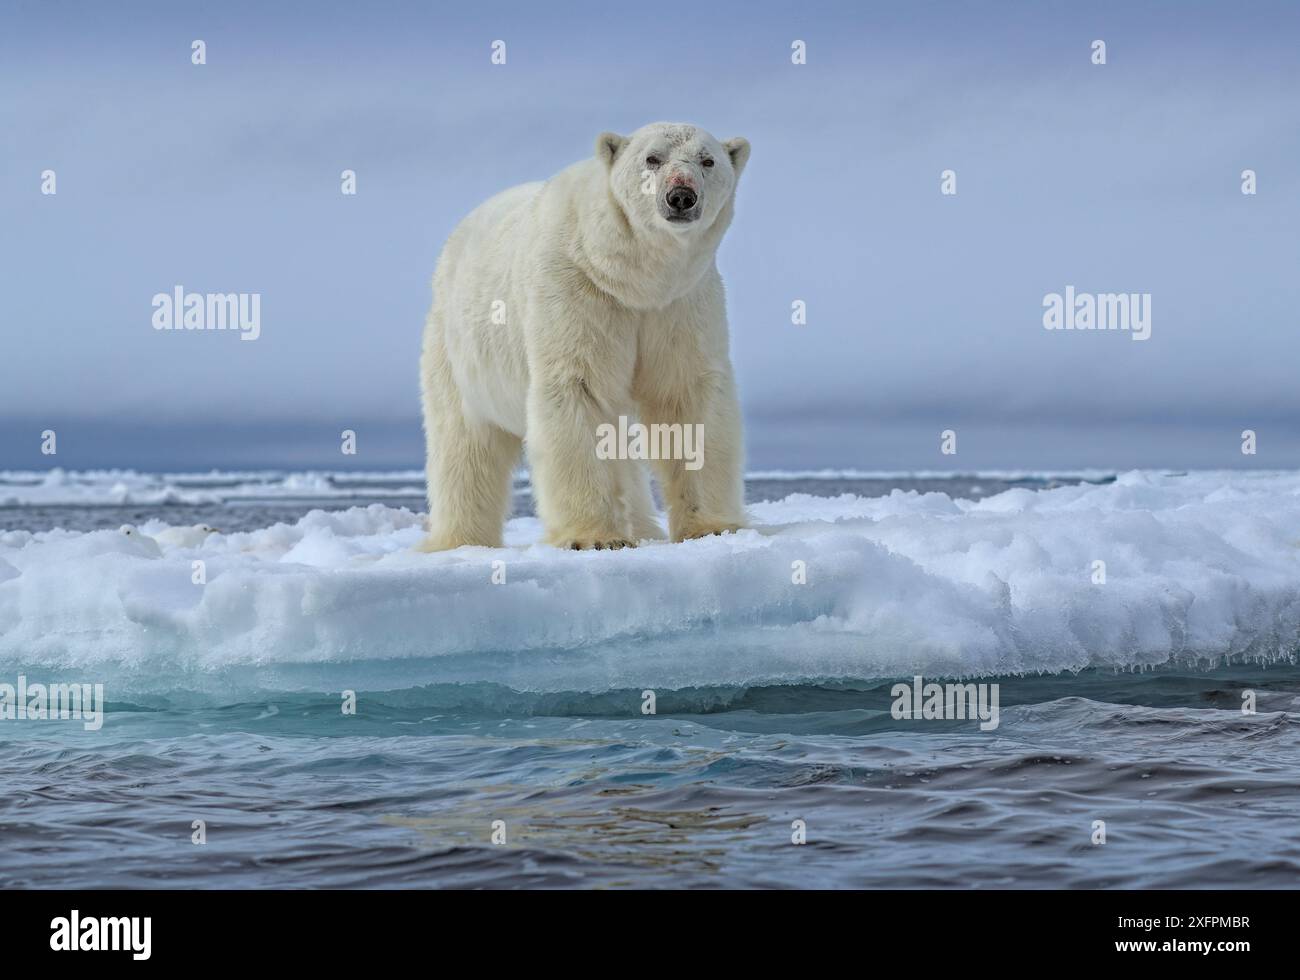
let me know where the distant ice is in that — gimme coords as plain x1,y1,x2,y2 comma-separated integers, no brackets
0,466,1121,507
1,470,1297,694
0,468,427,506
743,467,1121,482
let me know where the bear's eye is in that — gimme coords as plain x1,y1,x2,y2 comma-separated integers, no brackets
645,156,661,169
701,158,714,168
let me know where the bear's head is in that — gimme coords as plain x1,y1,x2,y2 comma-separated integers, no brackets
595,122,749,238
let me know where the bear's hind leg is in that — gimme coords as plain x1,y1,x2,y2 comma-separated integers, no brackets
419,417,520,552
419,336,521,551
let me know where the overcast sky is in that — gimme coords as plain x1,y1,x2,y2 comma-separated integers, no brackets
2,0,1298,470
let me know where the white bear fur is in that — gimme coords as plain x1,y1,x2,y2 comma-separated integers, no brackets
419,122,749,551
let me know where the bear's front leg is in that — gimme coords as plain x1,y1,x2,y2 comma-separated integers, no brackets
524,298,645,551
527,375,643,549
636,283,747,543
645,366,747,542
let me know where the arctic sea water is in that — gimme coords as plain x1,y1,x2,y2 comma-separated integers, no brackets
1,470,1298,888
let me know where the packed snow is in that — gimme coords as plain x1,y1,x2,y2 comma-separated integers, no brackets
0,470,1297,694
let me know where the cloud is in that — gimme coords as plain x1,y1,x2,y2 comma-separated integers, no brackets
2,0,1298,467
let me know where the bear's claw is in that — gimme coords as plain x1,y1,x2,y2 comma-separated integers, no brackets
564,538,635,551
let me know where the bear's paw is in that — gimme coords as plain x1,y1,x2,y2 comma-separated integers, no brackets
675,519,745,543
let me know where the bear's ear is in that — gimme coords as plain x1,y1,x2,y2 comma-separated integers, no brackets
595,132,629,168
723,137,750,177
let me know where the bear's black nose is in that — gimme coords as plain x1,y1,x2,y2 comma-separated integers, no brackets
666,186,698,212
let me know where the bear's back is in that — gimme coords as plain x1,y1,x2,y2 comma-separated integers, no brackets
444,181,543,260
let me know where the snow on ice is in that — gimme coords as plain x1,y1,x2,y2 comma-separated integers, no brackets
0,470,1297,695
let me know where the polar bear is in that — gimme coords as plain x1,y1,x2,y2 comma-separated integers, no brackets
418,122,750,551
